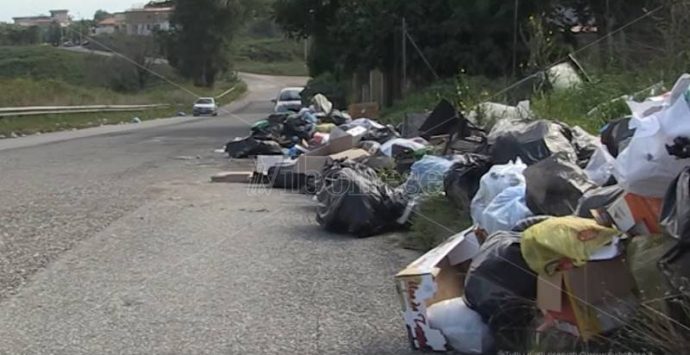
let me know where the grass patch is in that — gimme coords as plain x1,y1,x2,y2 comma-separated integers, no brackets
0,107,176,136
232,36,308,76
402,193,472,251
380,80,457,125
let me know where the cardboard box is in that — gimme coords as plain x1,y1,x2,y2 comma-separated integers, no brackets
348,102,380,119
210,171,252,183
293,127,369,174
395,228,480,351
536,256,637,340
594,193,662,235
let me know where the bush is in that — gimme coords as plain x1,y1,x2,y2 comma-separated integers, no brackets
403,193,472,252
300,72,347,110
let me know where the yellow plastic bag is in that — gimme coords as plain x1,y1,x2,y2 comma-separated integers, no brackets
521,216,619,274
315,123,336,133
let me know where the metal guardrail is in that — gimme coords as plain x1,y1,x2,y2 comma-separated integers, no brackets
0,104,170,118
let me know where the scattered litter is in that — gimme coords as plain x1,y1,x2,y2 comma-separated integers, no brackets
211,171,252,183
131,117,141,123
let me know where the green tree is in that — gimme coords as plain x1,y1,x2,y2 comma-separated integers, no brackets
93,10,112,22
47,21,62,46
168,0,250,87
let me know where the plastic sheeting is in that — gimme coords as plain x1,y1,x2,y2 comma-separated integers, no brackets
464,231,537,332
402,155,455,196
427,298,494,355
614,74,690,197
521,216,619,275
524,152,596,217
316,161,408,237
443,154,492,211
471,159,532,234
601,117,635,157
584,145,616,186
488,119,577,166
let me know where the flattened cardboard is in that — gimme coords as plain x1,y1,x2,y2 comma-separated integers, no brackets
294,128,369,174
210,171,252,183
348,102,380,119
395,228,480,351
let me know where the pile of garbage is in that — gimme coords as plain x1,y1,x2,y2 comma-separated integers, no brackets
391,74,690,353
223,76,690,353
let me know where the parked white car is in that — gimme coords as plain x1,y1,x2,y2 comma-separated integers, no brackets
272,87,304,113
193,97,218,116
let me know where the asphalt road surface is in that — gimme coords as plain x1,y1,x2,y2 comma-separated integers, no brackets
0,73,419,354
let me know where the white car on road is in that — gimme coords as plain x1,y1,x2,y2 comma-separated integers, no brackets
193,97,218,116
272,87,304,113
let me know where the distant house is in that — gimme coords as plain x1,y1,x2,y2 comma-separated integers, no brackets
94,13,126,35
13,9,71,28
124,5,173,36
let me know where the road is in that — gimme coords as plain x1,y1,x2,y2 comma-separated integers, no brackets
0,73,419,354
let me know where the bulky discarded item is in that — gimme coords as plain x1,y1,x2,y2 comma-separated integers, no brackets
466,101,533,128
427,298,494,355
316,161,407,237
524,152,596,216
402,155,455,195
418,99,459,138
521,216,619,275
210,171,252,183
225,137,283,158
464,231,537,333
537,256,638,340
471,159,531,234
614,74,690,197
546,62,583,90
575,185,624,219
659,168,690,296
593,192,663,235
380,138,428,157
443,154,492,211
395,228,481,351
311,93,333,114
584,145,616,186
489,119,577,166
294,131,369,174
600,116,635,157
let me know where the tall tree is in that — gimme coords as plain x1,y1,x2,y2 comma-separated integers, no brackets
93,10,112,22
168,0,250,87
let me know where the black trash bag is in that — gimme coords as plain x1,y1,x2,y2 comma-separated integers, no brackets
464,231,537,332
419,99,459,139
327,109,351,126
316,160,408,237
443,154,492,211
489,119,577,166
524,152,596,216
363,124,400,144
284,114,316,141
268,161,310,190
601,116,635,157
575,185,625,219
225,137,283,158
569,125,601,167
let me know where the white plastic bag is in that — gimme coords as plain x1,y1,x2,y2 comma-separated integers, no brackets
480,185,533,235
427,298,494,355
585,145,616,186
614,74,690,197
471,159,528,232
380,137,428,157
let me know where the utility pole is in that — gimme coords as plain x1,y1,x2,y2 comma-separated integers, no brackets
512,0,519,78
402,17,407,95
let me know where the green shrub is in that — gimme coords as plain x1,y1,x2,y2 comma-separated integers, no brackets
403,193,472,252
301,72,347,109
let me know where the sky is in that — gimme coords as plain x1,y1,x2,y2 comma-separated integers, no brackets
0,1,147,22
